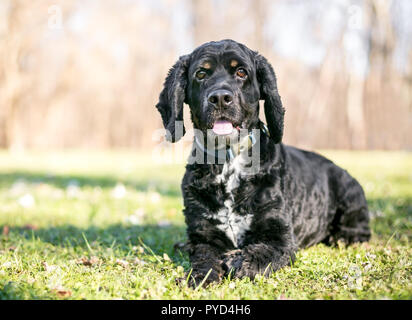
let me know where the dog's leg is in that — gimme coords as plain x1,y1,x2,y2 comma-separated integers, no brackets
327,206,371,245
186,243,225,287
326,171,371,245
220,217,297,279
221,243,296,279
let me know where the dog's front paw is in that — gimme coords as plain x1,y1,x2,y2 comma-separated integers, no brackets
221,249,269,280
232,260,260,279
221,249,244,277
184,268,223,288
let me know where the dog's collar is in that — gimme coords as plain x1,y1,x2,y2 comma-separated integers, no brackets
194,122,270,161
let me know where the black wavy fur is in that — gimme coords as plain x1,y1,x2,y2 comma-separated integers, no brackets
156,40,371,287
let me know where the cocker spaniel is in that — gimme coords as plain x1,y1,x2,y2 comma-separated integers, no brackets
156,39,371,286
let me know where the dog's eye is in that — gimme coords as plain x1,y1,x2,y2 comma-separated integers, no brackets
195,70,207,80
236,68,247,79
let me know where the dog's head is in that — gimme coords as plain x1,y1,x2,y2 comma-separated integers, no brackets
156,39,284,144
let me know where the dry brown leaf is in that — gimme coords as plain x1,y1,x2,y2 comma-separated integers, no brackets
42,261,49,271
52,286,72,298
116,259,129,268
77,256,100,266
42,261,59,272
2,225,10,236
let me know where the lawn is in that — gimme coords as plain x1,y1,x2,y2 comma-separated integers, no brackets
0,150,411,300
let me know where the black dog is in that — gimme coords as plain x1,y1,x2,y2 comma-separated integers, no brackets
156,39,370,286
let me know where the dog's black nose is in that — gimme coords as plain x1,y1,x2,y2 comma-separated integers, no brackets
208,90,233,109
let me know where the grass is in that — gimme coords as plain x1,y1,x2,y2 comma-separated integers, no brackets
0,150,411,300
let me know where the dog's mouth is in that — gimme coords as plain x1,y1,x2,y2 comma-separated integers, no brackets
212,119,241,135
212,120,233,135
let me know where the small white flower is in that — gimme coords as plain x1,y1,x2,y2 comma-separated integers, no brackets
42,262,60,273
116,259,129,268
158,285,167,294
370,210,383,219
111,183,126,199
124,208,145,225
149,191,161,203
133,258,147,266
124,215,141,225
18,194,35,208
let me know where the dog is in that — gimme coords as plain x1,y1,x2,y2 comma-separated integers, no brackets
156,39,371,286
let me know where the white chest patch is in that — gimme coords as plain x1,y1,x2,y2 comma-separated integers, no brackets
210,157,253,248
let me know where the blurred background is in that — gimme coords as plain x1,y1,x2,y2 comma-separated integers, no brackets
0,0,411,152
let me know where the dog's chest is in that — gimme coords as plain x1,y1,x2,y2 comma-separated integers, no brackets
210,159,253,248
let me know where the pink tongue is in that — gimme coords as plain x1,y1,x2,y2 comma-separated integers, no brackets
212,120,233,135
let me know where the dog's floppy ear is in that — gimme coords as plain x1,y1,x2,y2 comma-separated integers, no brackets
256,54,285,144
156,54,189,142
